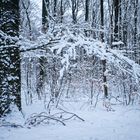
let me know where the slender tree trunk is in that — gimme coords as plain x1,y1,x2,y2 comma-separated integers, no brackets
60,0,63,23
100,0,104,42
122,1,128,47
134,0,138,63
118,0,122,41
37,57,46,99
71,0,78,24
113,0,119,42
100,0,108,98
54,0,57,17
85,0,90,22
42,0,49,32
108,0,114,47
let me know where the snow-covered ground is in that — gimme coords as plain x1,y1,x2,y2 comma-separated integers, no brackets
0,103,140,140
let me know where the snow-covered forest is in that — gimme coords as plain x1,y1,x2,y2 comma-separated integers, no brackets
0,0,140,140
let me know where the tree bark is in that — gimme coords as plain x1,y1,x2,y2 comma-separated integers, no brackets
60,0,63,23
85,0,90,22
54,0,57,17
134,0,138,63
113,0,119,42
0,0,21,116
42,0,49,32
100,0,108,98
71,0,78,24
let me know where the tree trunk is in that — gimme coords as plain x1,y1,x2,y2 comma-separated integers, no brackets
42,0,49,32
54,0,57,17
113,0,119,42
0,0,21,116
71,0,78,24
134,0,138,63
85,0,90,22
100,0,104,42
60,0,63,23
100,0,108,98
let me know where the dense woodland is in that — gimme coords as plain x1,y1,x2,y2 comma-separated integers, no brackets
0,0,140,118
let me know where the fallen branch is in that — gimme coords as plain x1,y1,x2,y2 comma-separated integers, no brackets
57,108,85,122
25,109,85,128
25,112,66,127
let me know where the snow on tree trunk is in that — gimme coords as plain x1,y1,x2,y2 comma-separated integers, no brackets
0,0,21,116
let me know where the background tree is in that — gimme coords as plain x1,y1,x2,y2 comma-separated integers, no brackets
53,0,57,17
113,0,120,43
71,0,79,24
100,0,108,98
85,0,90,22
133,0,138,63
42,0,49,32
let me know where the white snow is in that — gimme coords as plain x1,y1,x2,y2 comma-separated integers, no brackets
1,103,140,140
112,41,124,46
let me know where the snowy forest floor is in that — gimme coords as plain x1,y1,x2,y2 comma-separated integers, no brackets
0,101,140,140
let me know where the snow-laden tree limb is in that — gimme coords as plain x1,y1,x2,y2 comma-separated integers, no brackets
49,29,140,83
